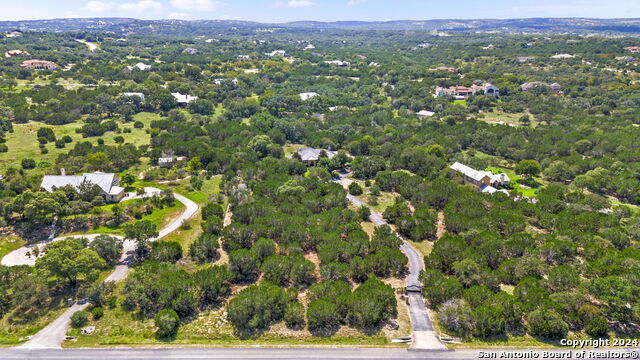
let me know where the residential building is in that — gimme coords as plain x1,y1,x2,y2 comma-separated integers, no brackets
20,60,58,70
435,82,499,98
265,50,286,57
289,148,337,166
6,31,22,38
123,62,151,72
182,48,198,54
4,49,31,58
299,92,319,101
324,60,350,67
40,171,125,203
416,110,435,119
304,44,316,50
450,162,510,195
551,54,575,59
517,56,535,63
237,55,250,60
172,92,198,104
521,82,562,94
158,156,188,168
623,46,640,53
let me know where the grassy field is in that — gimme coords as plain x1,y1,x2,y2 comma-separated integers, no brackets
0,112,159,176
0,235,26,259
63,201,185,237
477,111,538,127
0,304,68,346
487,166,545,197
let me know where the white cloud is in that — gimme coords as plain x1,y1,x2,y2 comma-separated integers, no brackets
170,0,221,12
167,12,189,19
85,1,115,12
118,0,162,12
347,0,367,5
287,0,316,8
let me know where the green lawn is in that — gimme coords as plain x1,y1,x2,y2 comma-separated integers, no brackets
486,166,544,197
0,235,26,259
0,112,158,176
63,201,185,237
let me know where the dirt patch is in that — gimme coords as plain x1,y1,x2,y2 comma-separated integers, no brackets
436,211,446,239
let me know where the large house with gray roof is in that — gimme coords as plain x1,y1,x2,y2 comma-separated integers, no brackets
289,148,337,166
450,162,510,195
40,171,125,203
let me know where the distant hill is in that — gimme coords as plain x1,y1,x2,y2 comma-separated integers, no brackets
1,17,640,35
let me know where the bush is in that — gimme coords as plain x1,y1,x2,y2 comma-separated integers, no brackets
358,205,371,221
307,299,340,334
284,301,306,329
55,139,66,148
155,309,180,339
62,135,73,143
149,241,183,263
227,282,288,336
228,249,260,282
21,158,36,169
189,234,219,264
91,307,104,320
348,182,363,196
134,121,144,128
71,310,89,328
0,144,7,152
527,309,568,338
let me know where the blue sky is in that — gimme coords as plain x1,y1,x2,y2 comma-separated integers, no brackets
2,0,639,22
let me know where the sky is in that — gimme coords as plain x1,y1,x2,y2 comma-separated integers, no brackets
1,0,639,23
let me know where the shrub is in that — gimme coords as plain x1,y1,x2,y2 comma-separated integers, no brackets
358,205,371,221
149,241,183,263
21,158,36,169
134,121,144,128
228,249,260,282
307,299,340,334
527,309,568,338
189,234,219,264
55,139,66,148
348,182,363,196
154,309,180,339
91,307,104,320
0,144,7,152
284,301,306,329
62,135,73,143
227,282,288,336
71,310,89,328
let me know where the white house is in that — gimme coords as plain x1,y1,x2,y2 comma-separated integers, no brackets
450,162,510,195
324,60,350,67
123,62,151,72
172,92,198,104
265,50,286,57
40,171,125,203
416,110,435,119
299,92,319,101
551,54,575,59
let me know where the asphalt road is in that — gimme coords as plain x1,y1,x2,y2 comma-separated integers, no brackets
2,348,638,360
338,175,444,349
8,188,199,349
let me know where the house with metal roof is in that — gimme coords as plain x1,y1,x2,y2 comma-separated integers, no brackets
40,171,125,203
450,162,510,195
288,148,337,166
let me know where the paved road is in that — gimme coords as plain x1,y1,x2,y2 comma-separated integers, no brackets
337,175,445,350
6,188,198,349
1,347,638,360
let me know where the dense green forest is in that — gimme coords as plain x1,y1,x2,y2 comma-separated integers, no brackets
0,27,639,346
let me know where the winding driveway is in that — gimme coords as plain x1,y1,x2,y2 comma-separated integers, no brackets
1,187,199,349
335,174,446,350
